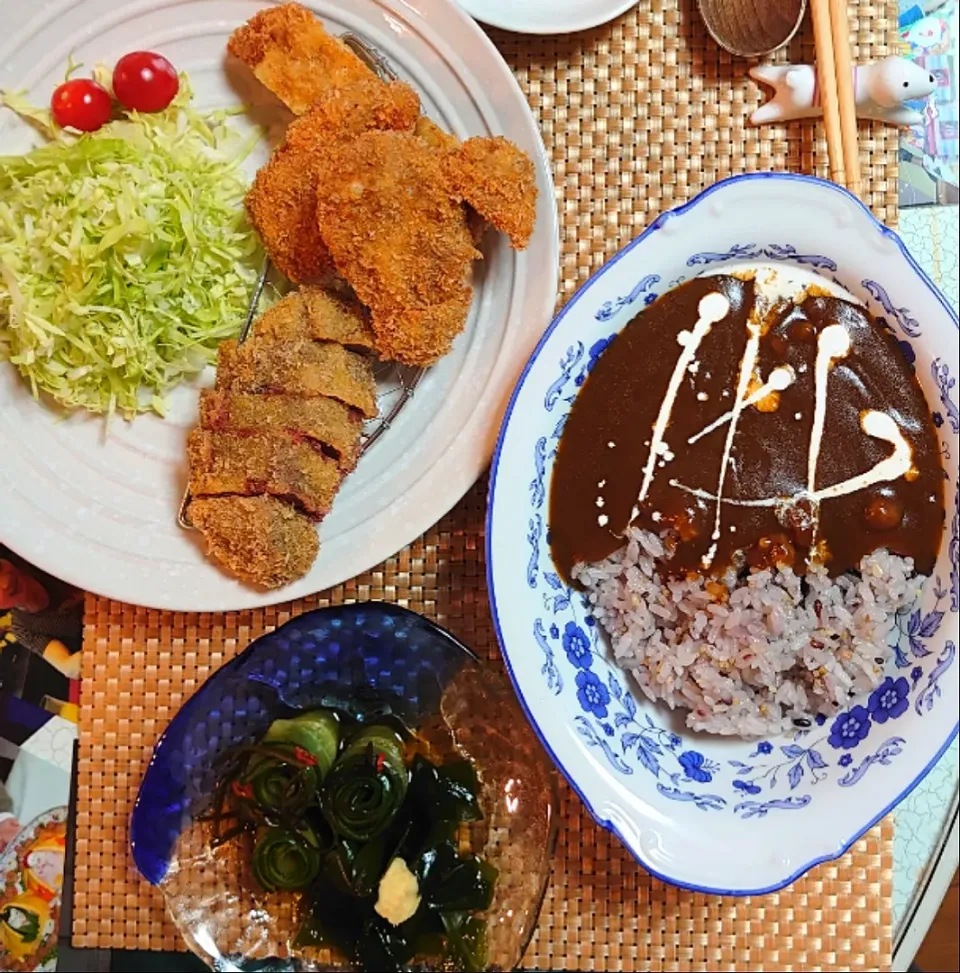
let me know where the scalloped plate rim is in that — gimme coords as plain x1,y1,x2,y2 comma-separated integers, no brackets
485,170,960,896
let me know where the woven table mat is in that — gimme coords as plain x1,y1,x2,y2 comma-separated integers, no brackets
74,1,900,968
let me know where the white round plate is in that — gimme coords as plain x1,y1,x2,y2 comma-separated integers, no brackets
457,0,636,34
487,173,959,894
0,0,558,611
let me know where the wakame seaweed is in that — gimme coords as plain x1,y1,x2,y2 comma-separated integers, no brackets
212,708,496,972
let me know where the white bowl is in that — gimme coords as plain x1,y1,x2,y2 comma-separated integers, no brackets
487,173,959,895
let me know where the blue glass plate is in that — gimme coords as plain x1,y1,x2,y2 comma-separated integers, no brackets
131,603,557,972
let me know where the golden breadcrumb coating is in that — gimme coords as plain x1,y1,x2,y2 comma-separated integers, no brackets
315,130,482,365
188,429,342,520
442,136,538,250
287,80,420,146
414,115,461,154
251,288,375,351
189,495,318,589
245,79,420,285
199,390,363,471
227,3,375,114
216,338,378,418
371,290,474,366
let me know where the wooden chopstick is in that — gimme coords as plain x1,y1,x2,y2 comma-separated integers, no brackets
829,0,862,196
810,0,846,188
810,0,861,195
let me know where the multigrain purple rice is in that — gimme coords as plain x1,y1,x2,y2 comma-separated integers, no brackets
573,527,922,736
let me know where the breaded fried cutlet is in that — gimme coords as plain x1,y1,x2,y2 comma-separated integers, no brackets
287,80,420,147
245,79,421,284
315,130,482,366
188,496,318,589
414,116,461,154
227,3,374,114
216,338,378,418
442,136,538,250
188,429,341,520
251,288,375,351
373,290,474,367
411,119,487,246
245,145,333,284
302,286,376,350
200,390,363,471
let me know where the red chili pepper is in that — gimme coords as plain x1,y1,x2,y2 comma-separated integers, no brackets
375,751,385,773
294,746,317,767
232,780,254,800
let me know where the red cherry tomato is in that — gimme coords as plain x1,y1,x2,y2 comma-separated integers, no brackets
112,51,179,113
50,79,113,132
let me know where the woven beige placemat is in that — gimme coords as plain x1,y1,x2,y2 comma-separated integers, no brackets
74,1,900,967
73,482,894,969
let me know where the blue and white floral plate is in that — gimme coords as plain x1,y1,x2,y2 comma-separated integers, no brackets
487,173,959,895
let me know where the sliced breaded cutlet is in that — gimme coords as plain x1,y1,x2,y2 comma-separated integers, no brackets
199,390,363,471
251,288,376,351
216,338,378,418
188,429,341,520
188,495,318,589
245,78,421,284
227,3,375,114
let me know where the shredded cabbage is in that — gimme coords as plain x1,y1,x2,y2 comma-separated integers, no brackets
0,76,262,418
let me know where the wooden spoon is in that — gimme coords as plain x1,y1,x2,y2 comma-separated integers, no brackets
698,0,807,57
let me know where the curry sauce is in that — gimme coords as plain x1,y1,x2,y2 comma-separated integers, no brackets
550,274,945,581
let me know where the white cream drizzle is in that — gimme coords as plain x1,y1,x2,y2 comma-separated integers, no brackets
701,309,762,568
669,409,913,507
813,411,912,500
688,365,795,445
623,272,915,567
634,292,731,506
808,324,852,493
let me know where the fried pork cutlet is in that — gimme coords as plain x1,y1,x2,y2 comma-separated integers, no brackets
245,145,333,284
227,3,374,114
188,495,318,589
188,429,341,520
251,288,375,351
315,130,481,366
216,338,378,418
199,390,363,471
442,136,538,250
245,79,421,284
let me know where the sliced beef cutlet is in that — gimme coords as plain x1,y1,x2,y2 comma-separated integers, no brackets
188,495,318,589
188,429,342,520
251,288,376,351
199,390,363,471
216,338,378,418
227,3,375,115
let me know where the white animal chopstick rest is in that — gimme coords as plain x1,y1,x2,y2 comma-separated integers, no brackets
750,55,937,126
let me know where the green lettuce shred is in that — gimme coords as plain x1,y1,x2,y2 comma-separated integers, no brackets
0,76,262,418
